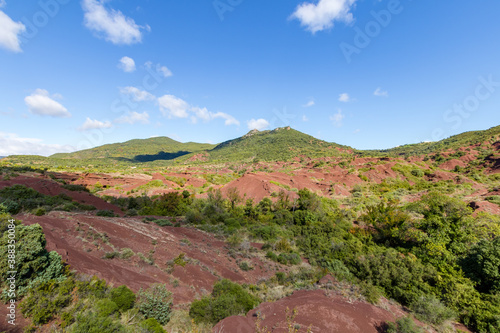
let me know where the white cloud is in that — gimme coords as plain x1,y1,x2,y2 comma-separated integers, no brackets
115,111,149,125
290,0,356,33
247,118,269,131
0,132,75,157
78,117,112,131
145,61,173,78
0,1,6,8
119,86,155,101
158,65,172,78
158,94,239,126
353,128,360,134
25,89,71,118
338,93,351,102
158,95,189,118
191,107,239,126
118,56,136,72
374,87,388,97
0,10,26,52
82,0,148,45
330,109,344,127
302,115,309,122
303,99,315,107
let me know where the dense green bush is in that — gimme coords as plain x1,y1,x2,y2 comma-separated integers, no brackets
137,284,173,325
0,218,66,299
0,185,85,214
462,237,500,294
20,278,75,325
110,285,136,312
140,318,167,333
409,295,455,325
277,252,301,265
96,210,116,217
71,312,125,333
95,299,119,317
189,279,260,324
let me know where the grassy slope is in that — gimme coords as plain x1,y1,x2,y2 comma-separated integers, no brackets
51,137,215,160
2,125,499,170
363,125,500,157
202,127,349,162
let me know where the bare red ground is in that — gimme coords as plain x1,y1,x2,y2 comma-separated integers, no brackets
0,175,123,215
214,289,431,333
17,212,285,305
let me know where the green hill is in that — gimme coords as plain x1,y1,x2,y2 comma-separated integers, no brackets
51,137,215,162
204,127,349,162
364,125,500,157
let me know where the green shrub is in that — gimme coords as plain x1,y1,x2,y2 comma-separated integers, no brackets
120,248,135,260
95,299,118,317
410,169,424,177
62,184,89,192
239,261,253,271
462,237,500,293
0,221,66,299
266,251,279,262
34,207,46,216
20,278,75,325
139,318,166,333
137,284,173,325
154,219,173,227
71,312,125,333
409,295,455,325
109,285,135,312
277,253,301,265
275,272,286,285
96,210,116,217
189,279,260,324
103,251,119,260
75,276,108,299
386,316,423,333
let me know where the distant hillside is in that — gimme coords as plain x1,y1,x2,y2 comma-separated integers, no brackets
204,127,349,162
366,125,500,156
51,137,216,162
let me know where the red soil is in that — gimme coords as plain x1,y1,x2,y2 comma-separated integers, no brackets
214,289,425,333
17,212,285,305
0,175,123,215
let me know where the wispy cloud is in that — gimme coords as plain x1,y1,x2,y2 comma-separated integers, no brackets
0,132,75,156
158,94,239,126
303,99,315,108
118,56,136,72
247,118,269,131
25,89,71,118
290,0,357,33
338,93,351,102
145,61,173,78
82,0,149,45
191,107,240,126
115,111,149,125
78,117,112,131
302,115,309,122
374,87,388,97
0,10,26,52
330,109,344,127
119,86,155,101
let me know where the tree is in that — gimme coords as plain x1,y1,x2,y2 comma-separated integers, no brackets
462,237,500,294
225,187,241,210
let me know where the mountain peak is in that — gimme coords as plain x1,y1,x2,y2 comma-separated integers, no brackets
244,129,260,138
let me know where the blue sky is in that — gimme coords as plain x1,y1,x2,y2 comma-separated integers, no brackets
1,0,500,156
